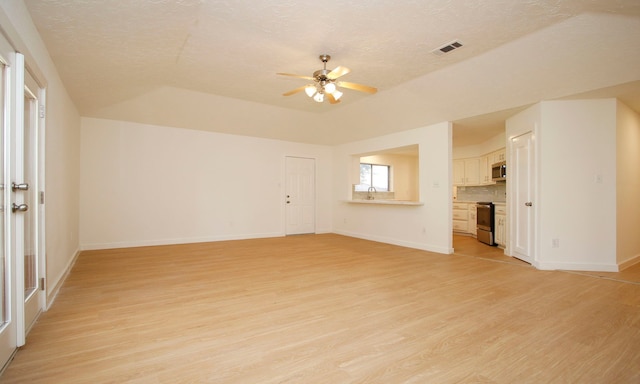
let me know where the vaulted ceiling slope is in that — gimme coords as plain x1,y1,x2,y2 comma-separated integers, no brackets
24,0,640,145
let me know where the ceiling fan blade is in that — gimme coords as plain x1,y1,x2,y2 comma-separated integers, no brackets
327,93,341,104
277,73,315,81
326,66,351,80
337,81,378,94
282,86,307,96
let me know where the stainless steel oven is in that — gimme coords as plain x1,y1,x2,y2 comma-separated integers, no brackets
476,202,496,246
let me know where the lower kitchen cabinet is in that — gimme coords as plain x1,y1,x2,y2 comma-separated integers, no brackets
453,202,469,233
494,204,507,247
453,202,479,237
468,204,477,236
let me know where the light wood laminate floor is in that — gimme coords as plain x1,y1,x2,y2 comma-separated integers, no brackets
2,234,639,383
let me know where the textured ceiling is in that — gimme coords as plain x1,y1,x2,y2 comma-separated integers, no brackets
23,0,640,146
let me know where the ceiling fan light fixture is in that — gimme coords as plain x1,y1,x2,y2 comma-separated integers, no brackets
332,90,343,101
304,85,317,97
313,92,324,103
324,82,336,94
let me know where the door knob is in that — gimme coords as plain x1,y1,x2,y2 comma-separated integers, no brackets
525,202,532,207
12,203,28,213
11,182,29,191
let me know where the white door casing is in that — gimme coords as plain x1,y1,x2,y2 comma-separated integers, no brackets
285,157,315,235
511,131,535,263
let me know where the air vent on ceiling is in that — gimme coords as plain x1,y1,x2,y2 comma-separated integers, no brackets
431,40,464,56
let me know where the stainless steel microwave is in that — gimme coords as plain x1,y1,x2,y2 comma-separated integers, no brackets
491,161,506,181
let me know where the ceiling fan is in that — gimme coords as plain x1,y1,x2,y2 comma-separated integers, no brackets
277,54,377,104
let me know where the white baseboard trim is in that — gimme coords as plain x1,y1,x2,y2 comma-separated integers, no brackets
46,248,81,310
80,232,284,251
333,230,452,254
619,253,640,271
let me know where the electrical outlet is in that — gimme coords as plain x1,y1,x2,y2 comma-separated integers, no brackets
552,238,559,248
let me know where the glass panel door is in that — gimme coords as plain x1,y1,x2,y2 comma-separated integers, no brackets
22,82,40,332
0,35,18,372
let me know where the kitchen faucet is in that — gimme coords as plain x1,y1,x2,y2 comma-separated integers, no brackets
367,186,376,200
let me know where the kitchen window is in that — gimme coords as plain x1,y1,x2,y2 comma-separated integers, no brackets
356,163,390,191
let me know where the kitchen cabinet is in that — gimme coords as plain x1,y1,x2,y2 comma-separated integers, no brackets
468,204,477,236
452,202,469,233
453,158,480,186
494,148,506,163
479,155,493,185
494,204,507,247
454,148,504,187
465,158,480,185
453,160,465,186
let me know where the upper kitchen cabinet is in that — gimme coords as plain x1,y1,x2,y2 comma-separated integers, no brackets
453,158,480,186
454,148,506,187
479,155,492,185
453,160,465,185
491,148,506,164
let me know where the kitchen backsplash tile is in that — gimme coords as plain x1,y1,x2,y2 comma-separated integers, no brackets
455,184,506,202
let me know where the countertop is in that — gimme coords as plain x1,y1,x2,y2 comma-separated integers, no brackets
453,200,506,205
346,199,424,206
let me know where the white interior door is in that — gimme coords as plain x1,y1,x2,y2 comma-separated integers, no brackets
0,37,19,372
511,131,535,263
285,157,315,235
0,41,43,372
20,73,43,339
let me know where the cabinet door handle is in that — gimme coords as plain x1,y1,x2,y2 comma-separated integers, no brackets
525,202,532,207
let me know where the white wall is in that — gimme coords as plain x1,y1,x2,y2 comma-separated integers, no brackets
88,86,330,145
332,122,452,254
389,154,419,201
538,100,617,270
453,131,506,159
616,101,640,266
0,2,81,302
79,118,333,250
508,100,620,271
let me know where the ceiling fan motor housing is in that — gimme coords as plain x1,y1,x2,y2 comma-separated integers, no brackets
313,69,332,81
